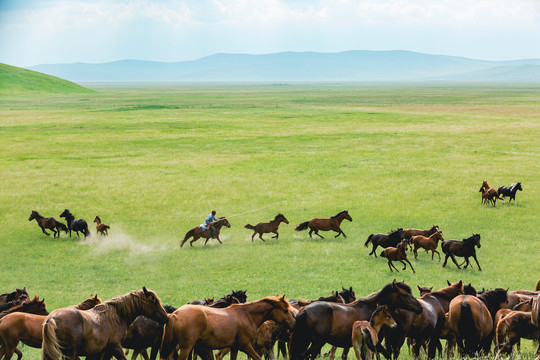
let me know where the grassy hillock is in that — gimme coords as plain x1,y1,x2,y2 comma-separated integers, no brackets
0,63,93,95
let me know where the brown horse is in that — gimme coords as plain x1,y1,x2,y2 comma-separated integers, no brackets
294,211,352,239
352,305,396,360
447,288,508,356
0,289,28,307
244,214,289,241
380,241,415,273
288,281,422,360
0,296,48,320
160,295,296,360
403,225,439,242
412,230,444,261
479,180,502,206
495,310,540,359
41,287,167,360
417,286,433,297
180,218,231,247
28,211,67,238
94,216,110,236
0,295,100,360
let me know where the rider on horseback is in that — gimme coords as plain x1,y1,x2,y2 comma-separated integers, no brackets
202,210,218,238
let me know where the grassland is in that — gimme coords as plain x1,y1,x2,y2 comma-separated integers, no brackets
0,82,539,359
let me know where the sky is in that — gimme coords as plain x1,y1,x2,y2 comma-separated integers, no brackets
1,0,539,67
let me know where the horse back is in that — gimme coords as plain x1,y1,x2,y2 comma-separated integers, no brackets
308,218,335,231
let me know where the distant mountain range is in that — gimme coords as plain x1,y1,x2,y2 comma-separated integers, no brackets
27,50,540,82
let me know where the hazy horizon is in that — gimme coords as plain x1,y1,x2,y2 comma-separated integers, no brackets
1,0,540,68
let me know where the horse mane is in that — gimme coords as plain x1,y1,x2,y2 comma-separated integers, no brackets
163,304,177,313
331,210,347,219
463,234,480,243
94,289,162,321
259,295,289,310
477,288,507,313
428,281,463,300
273,214,284,221
361,281,412,304
370,305,387,320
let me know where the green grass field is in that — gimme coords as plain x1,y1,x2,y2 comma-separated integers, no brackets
1,83,539,359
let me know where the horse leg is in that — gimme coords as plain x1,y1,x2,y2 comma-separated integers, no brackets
442,254,449,267
449,254,461,269
370,244,378,257
413,246,419,259
241,343,263,360
259,233,265,242
40,226,50,236
308,229,313,238
272,231,278,239
471,254,482,271
314,230,324,239
216,235,223,244
399,260,407,271
404,259,415,273
388,261,398,272
433,250,441,262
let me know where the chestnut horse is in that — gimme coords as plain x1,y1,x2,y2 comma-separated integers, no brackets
28,211,67,238
41,287,167,360
447,288,508,356
0,295,100,360
160,295,296,360
294,211,352,239
94,216,110,236
180,218,231,247
412,230,444,261
244,214,289,241
495,310,540,359
380,241,415,273
403,225,439,242
289,280,423,360
352,305,397,360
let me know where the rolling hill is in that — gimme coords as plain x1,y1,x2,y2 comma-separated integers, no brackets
0,63,93,95
27,50,540,82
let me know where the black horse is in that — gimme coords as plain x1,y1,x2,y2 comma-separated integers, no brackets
364,228,404,257
59,209,90,238
497,182,523,205
441,234,482,271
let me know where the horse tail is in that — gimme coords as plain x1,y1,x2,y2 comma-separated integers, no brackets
458,301,478,354
362,327,377,352
160,316,177,360
42,317,62,360
244,224,256,230
364,234,374,247
289,311,312,360
180,228,195,247
294,222,309,232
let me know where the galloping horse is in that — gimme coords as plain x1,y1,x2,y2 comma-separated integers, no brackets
294,211,352,239
41,287,167,360
28,211,67,238
244,214,289,241
289,280,422,360
59,209,89,238
479,180,502,206
364,228,404,257
442,234,482,270
94,216,110,236
180,217,231,247
380,241,415,273
498,182,523,205
447,288,508,356
0,295,100,360
160,295,296,360
411,230,444,261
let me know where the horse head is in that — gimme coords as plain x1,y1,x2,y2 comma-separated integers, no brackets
343,210,353,222
463,283,477,295
265,295,295,330
134,287,168,325
29,211,38,221
418,285,433,296
276,214,289,224
372,305,397,329
94,216,101,223
230,289,247,303
59,209,73,220
218,217,231,228
514,182,523,191
339,286,356,303
383,280,423,314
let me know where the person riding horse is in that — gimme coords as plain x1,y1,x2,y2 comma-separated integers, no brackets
202,210,218,238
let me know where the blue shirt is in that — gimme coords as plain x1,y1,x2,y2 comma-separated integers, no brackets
201,213,218,230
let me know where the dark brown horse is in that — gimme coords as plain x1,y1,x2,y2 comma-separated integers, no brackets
0,289,28,307
180,217,231,247
244,214,289,241
41,287,167,360
0,296,48,320
0,295,100,360
28,211,67,238
380,241,415,273
294,211,352,239
447,288,508,356
495,310,540,359
412,230,444,261
364,228,404,257
94,216,110,236
441,233,482,271
288,280,422,360
384,281,467,360
160,295,296,360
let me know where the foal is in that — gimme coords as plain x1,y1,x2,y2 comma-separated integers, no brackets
244,214,289,241
94,215,110,236
380,241,415,273
352,305,397,360
412,230,444,261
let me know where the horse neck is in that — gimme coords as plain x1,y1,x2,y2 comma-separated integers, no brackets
369,313,387,333
335,213,347,224
33,213,44,221
237,300,278,328
106,294,144,325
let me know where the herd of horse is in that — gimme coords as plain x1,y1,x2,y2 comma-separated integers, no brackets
29,209,109,239
1,281,539,360
480,181,523,207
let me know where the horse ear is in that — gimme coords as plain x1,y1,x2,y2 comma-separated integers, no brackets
281,294,286,301
417,285,422,291
342,287,346,291
350,287,352,291
458,280,462,286
143,287,149,296
447,280,451,286
392,279,397,287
